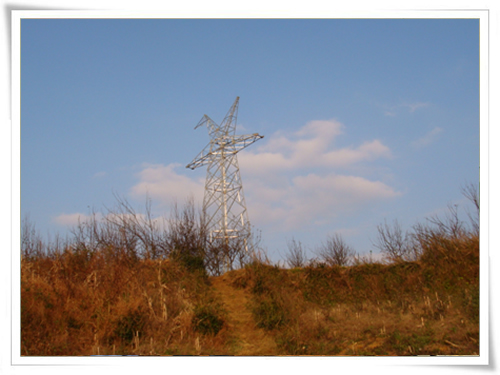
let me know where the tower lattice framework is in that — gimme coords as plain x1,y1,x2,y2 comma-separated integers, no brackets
186,97,263,261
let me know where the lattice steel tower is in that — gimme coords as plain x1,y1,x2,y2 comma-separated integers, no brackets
186,97,263,260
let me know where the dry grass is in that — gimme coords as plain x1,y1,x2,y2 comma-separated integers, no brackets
273,293,478,356
21,252,228,356
227,228,479,356
21,229,479,356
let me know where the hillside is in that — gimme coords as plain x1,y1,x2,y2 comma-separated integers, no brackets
21,235,479,356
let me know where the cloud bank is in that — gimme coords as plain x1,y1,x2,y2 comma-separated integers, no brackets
53,212,90,227
238,119,391,173
130,163,205,205
125,119,401,233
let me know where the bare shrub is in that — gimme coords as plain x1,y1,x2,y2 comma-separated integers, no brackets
373,219,415,262
461,182,479,212
248,242,273,267
104,194,169,260
285,238,307,268
407,184,479,263
427,203,465,239
202,223,262,276
317,233,354,266
166,198,207,274
21,215,46,259
205,230,260,275
22,215,69,260
204,243,225,276
205,239,243,276
22,192,260,276
461,182,479,236
65,196,208,268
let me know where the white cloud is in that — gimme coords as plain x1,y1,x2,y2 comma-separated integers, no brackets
245,173,401,231
130,163,205,205
412,127,444,149
322,140,391,167
239,119,392,174
295,119,344,139
53,212,93,226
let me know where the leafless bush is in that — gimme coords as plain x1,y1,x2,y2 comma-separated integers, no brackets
285,238,307,268
67,196,167,261
462,182,479,211
413,183,479,247
103,194,169,259
410,221,434,257
317,233,354,266
204,242,226,276
22,215,70,260
237,230,258,269
409,184,479,262
23,193,261,275
21,215,45,259
461,182,479,236
70,210,103,254
373,219,414,262
427,203,465,239
204,229,259,275
167,198,208,273
205,238,244,276
248,243,273,266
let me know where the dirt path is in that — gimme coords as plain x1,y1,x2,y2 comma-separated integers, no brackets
211,274,278,356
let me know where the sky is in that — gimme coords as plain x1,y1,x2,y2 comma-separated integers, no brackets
20,17,480,263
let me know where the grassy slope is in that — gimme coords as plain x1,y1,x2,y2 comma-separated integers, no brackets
21,232,479,356
231,229,479,356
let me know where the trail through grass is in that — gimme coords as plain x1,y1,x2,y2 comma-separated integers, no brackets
211,274,277,355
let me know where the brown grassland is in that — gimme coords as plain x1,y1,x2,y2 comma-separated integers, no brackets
20,190,480,356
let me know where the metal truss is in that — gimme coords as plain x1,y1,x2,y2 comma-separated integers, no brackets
186,97,263,261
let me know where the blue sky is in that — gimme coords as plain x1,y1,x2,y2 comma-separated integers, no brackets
20,17,480,263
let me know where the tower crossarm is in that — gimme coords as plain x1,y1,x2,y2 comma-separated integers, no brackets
186,133,264,170
186,141,213,170
228,133,264,152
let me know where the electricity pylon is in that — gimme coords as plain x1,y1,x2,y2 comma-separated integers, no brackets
186,97,263,268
